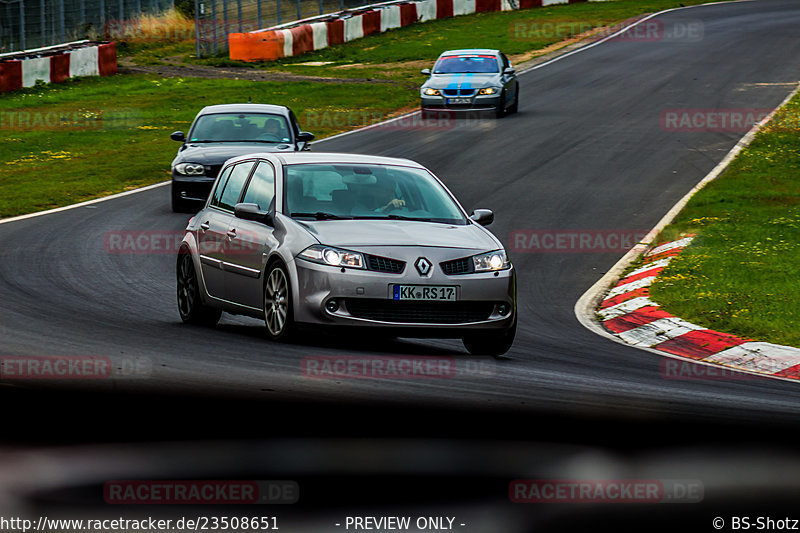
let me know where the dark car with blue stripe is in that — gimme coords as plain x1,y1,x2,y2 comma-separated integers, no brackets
420,49,519,118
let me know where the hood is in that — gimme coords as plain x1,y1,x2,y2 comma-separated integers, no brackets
297,219,500,251
423,73,500,90
174,142,295,165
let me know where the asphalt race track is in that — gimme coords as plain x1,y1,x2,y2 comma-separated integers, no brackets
3,0,800,434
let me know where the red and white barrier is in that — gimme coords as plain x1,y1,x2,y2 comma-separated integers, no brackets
0,40,117,93
597,235,800,380
229,0,591,61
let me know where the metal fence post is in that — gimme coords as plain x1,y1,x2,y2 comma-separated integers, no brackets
39,0,45,47
296,0,300,21
256,0,261,30
211,0,218,55
318,0,322,15
236,0,241,33
339,0,343,11
194,0,201,57
222,0,228,40
100,0,105,32
19,0,26,51
276,0,281,25
58,0,65,43
119,0,123,22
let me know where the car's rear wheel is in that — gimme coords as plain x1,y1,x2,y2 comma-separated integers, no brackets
177,251,221,326
264,262,295,341
462,316,516,358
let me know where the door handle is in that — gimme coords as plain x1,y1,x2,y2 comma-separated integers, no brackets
200,222,210,231
227,229,237,239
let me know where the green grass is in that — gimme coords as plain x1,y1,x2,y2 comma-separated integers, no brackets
0,75,412,218
648,97,800,348
2,0,722,218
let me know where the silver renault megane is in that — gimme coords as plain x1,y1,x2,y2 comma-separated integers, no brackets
176,152,516,356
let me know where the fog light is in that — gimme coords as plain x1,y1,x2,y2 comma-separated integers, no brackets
325,299,340,313
497,303,510,316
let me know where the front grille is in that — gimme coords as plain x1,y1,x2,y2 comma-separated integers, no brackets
440,257,474,275
443,89,475,96
366,254,405,274
345,299,493,324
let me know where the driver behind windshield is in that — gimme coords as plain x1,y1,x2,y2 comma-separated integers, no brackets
262,118,288,141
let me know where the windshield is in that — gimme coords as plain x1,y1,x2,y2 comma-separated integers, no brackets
284,163,467,224
188,113,292,143
433,55,499,74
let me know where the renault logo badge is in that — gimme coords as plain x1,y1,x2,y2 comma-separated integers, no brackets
415,257,432,276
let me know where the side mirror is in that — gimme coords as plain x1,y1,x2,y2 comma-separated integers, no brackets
470,209,494,226
296,131,315,142
503,67,516,75
170,131,186,142
421,68,431,75
234,203,273,226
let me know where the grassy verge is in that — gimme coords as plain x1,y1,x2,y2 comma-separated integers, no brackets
2,0,719,218
648,93,800,348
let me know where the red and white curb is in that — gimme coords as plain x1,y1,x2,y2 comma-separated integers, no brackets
0,40,117,93
597,235,800,380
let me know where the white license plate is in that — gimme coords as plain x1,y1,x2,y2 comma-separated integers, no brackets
393,285,457,301
447,98,471,104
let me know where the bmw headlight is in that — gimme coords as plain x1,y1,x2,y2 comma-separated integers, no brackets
478,87,498,95
473,250,510,272
174,163,205,176
298,245,365,269
423,88,442,96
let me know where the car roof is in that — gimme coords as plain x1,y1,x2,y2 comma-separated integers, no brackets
439,49,500,57
226,152,423,168
197,103,291,116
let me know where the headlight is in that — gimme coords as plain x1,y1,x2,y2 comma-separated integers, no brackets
473,250,510,272
478,88,498,95
298,245,365,269
174,163,205,176
423,88,442,96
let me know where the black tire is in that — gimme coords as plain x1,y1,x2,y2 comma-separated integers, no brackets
509,84,519,114
263,261,295,341
495,90,507,118
177,251,221,326
462,316,516,358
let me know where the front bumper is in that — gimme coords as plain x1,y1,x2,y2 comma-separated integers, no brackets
420,93,502,112
291,253,516,335
172,175,216,203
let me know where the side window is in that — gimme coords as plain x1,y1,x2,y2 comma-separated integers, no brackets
217,162,255,211
209,165,234,208
500,53,510,70
288,110,301,137
241,161,276,211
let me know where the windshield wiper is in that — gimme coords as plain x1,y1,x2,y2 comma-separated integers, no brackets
291,212,352,220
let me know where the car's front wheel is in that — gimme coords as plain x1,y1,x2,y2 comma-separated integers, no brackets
495,90,507,118
462,316,516,358
509,84,519,114
264,262,295,341
177,251,221,326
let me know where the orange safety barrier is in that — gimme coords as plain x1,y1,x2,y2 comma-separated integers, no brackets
229,30,285,61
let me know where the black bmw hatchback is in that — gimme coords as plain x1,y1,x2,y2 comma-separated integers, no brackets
169,103,314,212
